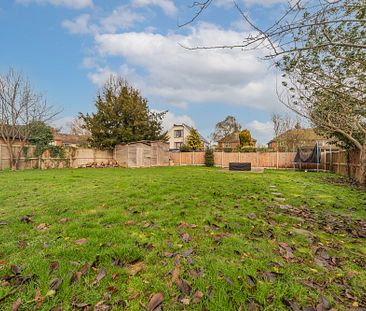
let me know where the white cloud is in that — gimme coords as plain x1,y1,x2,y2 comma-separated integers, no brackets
100,6,145,33
92,23,281,110
16,0,93,9
247,120,273,145
62,14,92,34
132,0,177,16
160,111,196,131
62,6,144,35
50,115,75,131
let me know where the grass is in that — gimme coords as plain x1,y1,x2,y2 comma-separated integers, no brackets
0,167,365,310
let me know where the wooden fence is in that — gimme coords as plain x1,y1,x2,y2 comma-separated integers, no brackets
170,151,295,168
170,150,362,181
0,143,361,182
0,142,169,170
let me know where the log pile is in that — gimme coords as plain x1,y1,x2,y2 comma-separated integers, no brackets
79,160,119,168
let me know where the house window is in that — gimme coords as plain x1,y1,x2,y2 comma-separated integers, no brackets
224,143,231,148
175,142,183,149
174,130,183,138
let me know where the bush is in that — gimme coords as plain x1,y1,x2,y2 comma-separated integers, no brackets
205,148,215,167
223,147,233,153
180,145,192,152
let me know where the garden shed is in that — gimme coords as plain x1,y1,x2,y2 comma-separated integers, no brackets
115,141,169,168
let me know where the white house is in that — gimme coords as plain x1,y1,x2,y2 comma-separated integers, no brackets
167,124,209,150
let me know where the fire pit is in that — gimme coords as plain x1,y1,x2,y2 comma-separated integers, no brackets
229,162,251,171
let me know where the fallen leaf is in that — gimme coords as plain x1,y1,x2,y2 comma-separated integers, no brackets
94,301,111,311
180,298,190,305
182,249,194,257
50,304,62,311
164,252,174,258
72,302,91,309
246,275,256,287
147,292,164,311
107,286,119,294
11,265,21,275
112,258,124,267
93,267,106,285
20,215,32,223
128,292,140,301
50,278,63,291
37,223,49,230
125,220,134,225
247,300,260,311
181,233,190,242
49,261,60,274
45,290,56,298
75,238,88,245
279,242,294,261
70,263,90,284
11,298,21,311
70,272,82,284
177,279,191,295
16,241,27,248
0,260,6,266
127,262,146,276
192,291,204,304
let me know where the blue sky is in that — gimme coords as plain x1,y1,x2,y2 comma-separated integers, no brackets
0,0,290,144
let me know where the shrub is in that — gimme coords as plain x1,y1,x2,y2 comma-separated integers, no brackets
205,148,214,167
180,145,191,152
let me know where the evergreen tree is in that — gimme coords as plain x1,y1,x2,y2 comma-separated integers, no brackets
186,129,203,151
80,76,167,150
204,148,214,167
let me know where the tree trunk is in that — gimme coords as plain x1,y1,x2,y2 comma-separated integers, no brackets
359,142,366,186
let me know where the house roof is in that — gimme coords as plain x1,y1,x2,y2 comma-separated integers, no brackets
268,128,327,144
172,123,209,144
53,133,89,145
218,131,257,143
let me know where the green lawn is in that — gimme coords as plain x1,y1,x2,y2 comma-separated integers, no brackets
0,167,365,310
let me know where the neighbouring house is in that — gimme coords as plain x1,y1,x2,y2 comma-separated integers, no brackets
167,124,209,150
217,132,257,150
52,132,89,147
268,128,330,151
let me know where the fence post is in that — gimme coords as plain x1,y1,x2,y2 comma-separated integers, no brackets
221,151,224,168
329,145,332,172
179,152,182,166
238,151,240,162
0,144,2,170
276,150,279,169
192,151,195,166
256,151,259,168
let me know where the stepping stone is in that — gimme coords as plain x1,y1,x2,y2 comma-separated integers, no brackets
271,192,283,196
291,228,315,238
0,220,7,226
269,185,277,189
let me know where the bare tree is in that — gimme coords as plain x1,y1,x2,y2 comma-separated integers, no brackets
66,117,90,136
271,113,301,151
0,68,58,170
181,0,366,58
